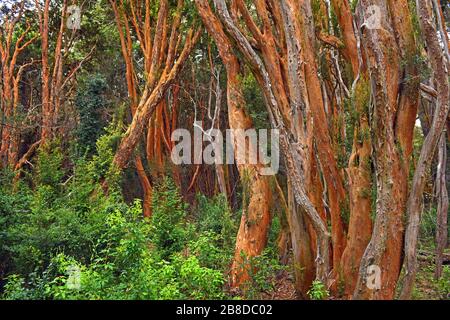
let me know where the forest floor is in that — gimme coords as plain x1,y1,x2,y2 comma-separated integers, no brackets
260,250,450,300
412,257,449,300
261,271,298,300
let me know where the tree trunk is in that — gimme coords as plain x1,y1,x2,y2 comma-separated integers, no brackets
435,134,448,280
112,28,200,170
0,1,37,168
194,0,272,288
39,0,52,142
329,0,374,297
353,0,418,300
400,0,450,299
287,177,315,299
340,78,373,297
212,0,331,283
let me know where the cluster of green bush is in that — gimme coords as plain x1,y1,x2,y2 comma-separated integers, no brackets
0,129,232,299
0,127,285,300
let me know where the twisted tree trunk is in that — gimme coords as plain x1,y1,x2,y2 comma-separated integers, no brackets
195,0,272,288
353,0,419,300
400,0,450,299
435,134,448,280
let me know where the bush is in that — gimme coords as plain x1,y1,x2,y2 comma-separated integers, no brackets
2,199,226,300
75,74,109,156
150,178,191,260
307,280,329,300
188,194,237,271
240,247,286,299
1,138,124,277
197,194,236,243
1,151,228,299
435,266,450,299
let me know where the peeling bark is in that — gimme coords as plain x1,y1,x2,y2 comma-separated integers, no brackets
353,0,418,300
0,2,37,168
195,0,272,288
400,0,450,299
434,134,448,280
212,0,331,283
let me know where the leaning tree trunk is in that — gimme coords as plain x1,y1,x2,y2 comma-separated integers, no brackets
435,134,448,280
195,0,272,288
289,0,347,273
227,72,272,288
400,0,450,299
212,0,331,284
112,29,200,171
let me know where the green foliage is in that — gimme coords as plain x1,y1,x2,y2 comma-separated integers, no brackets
75,75,109,156
188,232,225,270
238,247,287,300
150,178,191,259
87,122,123,191
2,201,224,300
196,194,236,247
35,143,65,187
420,208,438,243
187,194,237,272
172,254,225,300
411,263,450,300
435,266,450,299
1,166,227,300
241,71,269,130
307,280,329,300
1,122,233,300
1,137,122,277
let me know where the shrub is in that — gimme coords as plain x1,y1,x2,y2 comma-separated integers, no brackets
75,75,109,156
240,247,286,299
150,178,191,260
307,280,329,300
2,199,226,300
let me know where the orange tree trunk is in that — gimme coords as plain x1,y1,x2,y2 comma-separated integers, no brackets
400,0,450,299
212,0,331,284
353,0,419,300
195,0,272,288
112,28,200,170
109,0,199,216
0,1,37,168
329,0,374,296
